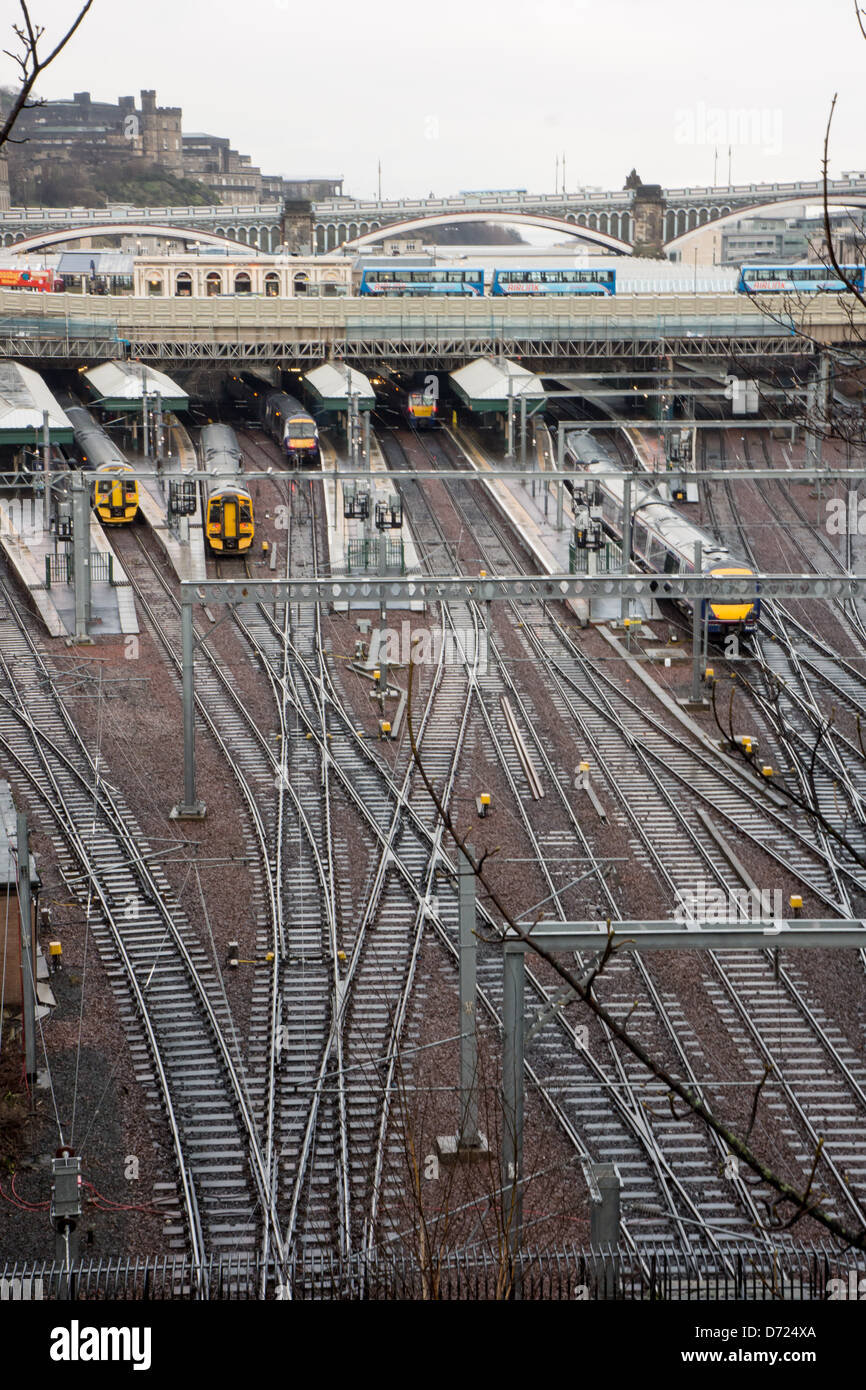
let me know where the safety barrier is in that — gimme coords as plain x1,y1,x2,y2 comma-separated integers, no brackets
0,1242,862,1300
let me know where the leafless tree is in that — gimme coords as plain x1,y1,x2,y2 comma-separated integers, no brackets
404,654,866,1255
0,1,93,152
726,3,866,448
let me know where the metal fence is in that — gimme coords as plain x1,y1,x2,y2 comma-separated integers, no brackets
569,539,623,575
45,551,115,589
2,1243,863,1301
346,537,405,575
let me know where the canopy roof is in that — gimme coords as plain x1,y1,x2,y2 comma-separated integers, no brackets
449,357,545,413
304,363,376,411
0,362,73,443
83,360,189,412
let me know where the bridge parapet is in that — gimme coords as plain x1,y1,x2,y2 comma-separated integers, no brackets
2,285,862,346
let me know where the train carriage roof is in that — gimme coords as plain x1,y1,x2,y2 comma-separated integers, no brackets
265,390,314,420
66,404,128,468
566,431,750,572
200,422,243,463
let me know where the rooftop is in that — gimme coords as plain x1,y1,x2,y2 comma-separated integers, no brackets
0,362,73,441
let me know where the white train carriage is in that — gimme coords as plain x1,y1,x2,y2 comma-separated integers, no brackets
566,431,760,636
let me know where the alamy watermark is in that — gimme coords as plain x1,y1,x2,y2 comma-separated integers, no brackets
826,491,866,535
674,883,785,924
1,1276,43,1300
379,621,488,674
0,499,44,543
674,102,783,157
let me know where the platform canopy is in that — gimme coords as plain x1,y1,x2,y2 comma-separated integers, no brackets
449,356,545,414
82,360,189,413
303,362,376,412
0,361,73,444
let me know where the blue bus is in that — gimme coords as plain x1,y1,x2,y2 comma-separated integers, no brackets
491,267,616,296
359,267,484,296
737,264,865,293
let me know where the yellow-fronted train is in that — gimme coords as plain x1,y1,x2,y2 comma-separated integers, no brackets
565,429,760,639
66,405,139,524
201,423,254,555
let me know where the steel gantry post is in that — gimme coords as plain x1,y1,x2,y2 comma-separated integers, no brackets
620,474,632,624
458,843,481,1150
71,472,92,644
171,600,206,820
16,811,37,1087
690,538,704,705
141,364,149,461
556,423,566,530
502,942,525,1259
499,918,866,1256
42,410,51,535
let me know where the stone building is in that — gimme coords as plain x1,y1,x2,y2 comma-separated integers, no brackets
139,89,183,175
3,87,342,208
133,251,351,298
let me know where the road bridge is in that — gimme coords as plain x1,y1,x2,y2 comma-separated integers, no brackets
2,287,861,367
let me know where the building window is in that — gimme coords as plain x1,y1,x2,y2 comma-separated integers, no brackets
206,271,221,296
234,271,252,294
146,275,163,296
264,273,280,297
293,272,309,295
175,272,192,296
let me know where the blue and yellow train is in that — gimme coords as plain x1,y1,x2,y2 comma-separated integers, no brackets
226,371,320,466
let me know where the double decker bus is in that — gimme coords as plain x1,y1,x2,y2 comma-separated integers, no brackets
359,267,484,296
736,264,865,293
491,268,616,296
0,267,64,292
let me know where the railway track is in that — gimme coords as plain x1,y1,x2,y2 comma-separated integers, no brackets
382,424,775,1250
390,423,866,1241
224,431,481,1265
700,428,866,910
0,581,284,1275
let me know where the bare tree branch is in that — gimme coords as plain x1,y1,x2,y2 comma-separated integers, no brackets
0,1,93,152
406,652,866,1251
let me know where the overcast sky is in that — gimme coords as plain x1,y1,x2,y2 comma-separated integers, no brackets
3,0,865,201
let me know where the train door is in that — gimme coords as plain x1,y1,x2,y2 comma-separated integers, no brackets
223,497,238,548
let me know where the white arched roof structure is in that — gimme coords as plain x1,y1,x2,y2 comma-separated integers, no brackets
664,195,866,254
6,224,255,255
342,210,633,255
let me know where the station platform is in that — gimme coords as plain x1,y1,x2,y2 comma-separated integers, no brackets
133,424,206,584
321,435,424,612
0,498,138,640
446,425,659,626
